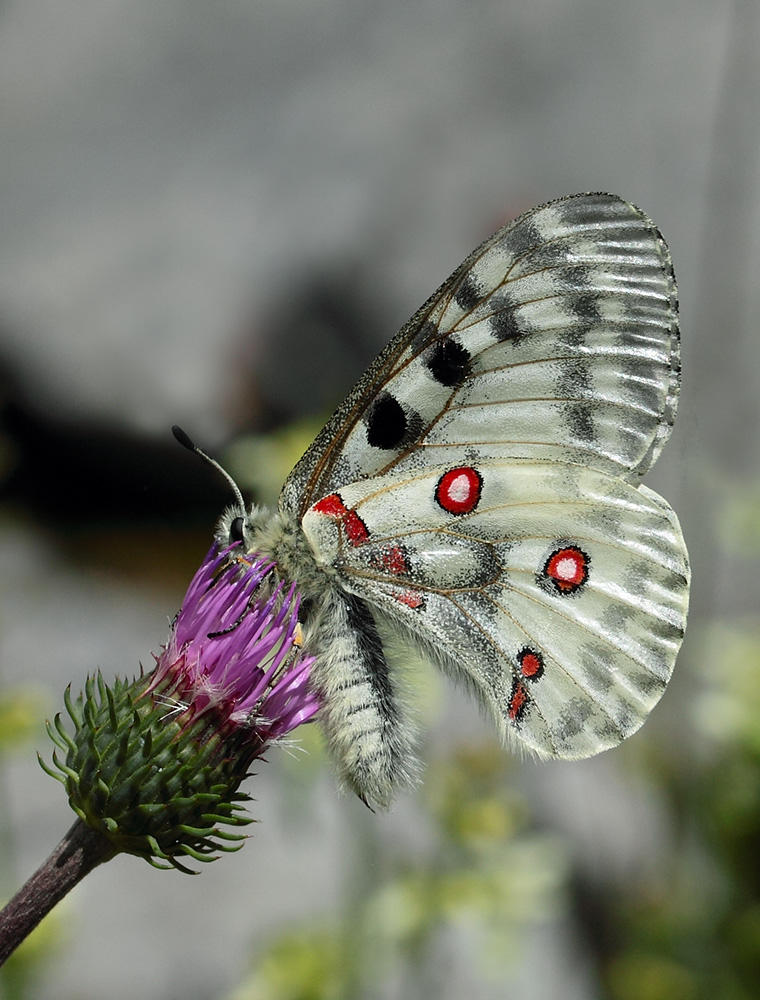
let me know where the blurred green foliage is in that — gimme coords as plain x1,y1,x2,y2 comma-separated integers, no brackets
0,906,68,1000
229,728,567,999
0,687,50,756
720,481,760,555
603,625,760,1000
225,420,325,508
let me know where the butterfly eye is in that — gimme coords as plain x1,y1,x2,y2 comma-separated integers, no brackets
298,597,314,623
229,516,245,544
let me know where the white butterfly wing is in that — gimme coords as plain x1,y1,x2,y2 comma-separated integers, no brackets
302,460,688,758
275,192,687,797
281,193,679,521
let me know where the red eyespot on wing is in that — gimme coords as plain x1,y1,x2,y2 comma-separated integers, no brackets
312,493,369,546
435,466,483,515
544,546,589,594
508,679,529,722
396,590,425,610
343,510,370,545
376,544,409,575
313,493,349,518
518,647,544,681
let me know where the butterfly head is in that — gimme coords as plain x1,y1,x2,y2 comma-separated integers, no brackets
215,502,262,552
228,513,246,546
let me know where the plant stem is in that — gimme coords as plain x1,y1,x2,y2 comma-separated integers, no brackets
0,819,117,966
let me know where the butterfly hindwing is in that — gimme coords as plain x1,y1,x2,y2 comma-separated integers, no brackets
280,193,679,521
302,460,689,760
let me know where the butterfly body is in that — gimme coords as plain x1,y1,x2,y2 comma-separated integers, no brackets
217,193,690,807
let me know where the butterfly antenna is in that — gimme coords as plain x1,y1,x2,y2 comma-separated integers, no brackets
172,425,246,511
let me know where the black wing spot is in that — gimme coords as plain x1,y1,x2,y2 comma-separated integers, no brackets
425,337,471,387
570,292,602,323
492,310,522,342
565,401,596,443
502,218,543,257
556,357,593,399
411,319,438,354
366,393,408,450
490,294,525,343
455,274,481,311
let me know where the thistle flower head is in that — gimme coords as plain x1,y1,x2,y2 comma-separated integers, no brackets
148,544,318,748
43,543,319,872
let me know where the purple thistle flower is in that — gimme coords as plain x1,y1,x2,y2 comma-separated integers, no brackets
147,544,319,752
42,542,320,871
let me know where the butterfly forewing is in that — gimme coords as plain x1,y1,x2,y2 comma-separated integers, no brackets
280,193,679,521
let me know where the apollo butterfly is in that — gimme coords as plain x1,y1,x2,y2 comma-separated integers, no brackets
213,193,690,807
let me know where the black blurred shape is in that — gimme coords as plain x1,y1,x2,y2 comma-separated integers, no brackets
1,399,233,530
242,266,385,431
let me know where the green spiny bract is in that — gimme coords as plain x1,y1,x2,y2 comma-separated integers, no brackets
40,672,253,874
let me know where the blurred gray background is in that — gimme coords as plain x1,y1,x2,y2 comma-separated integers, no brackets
0,1,757,998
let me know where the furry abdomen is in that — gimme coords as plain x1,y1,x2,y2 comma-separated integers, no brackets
244,506,417,807
304,586,418,807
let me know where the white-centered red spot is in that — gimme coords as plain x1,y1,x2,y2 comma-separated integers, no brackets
518,647,544,680
544,545,589,594
435,466,483,515
312,492,370,546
